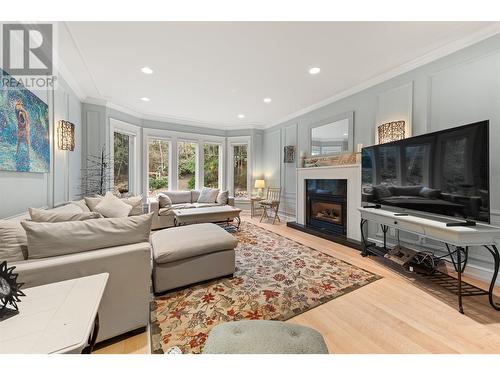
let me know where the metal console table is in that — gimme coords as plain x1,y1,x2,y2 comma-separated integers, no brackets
359,207,500,314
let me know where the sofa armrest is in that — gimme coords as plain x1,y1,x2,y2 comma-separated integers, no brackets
228,196,235,206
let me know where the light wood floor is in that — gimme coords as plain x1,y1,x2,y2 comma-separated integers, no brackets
95,214,500,354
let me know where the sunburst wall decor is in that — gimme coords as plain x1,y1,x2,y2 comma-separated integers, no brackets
0,261,25,317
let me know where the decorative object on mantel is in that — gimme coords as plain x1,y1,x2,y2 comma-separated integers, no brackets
303,152,358,168
299,150,306,168
57,120,75,151
283,145,296,163
377,120,406,144
0,261,25,321
80,145,113,197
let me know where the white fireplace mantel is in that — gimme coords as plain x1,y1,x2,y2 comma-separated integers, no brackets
296,164,361,241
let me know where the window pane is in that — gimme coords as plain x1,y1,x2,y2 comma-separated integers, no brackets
148,139,169,196
178,141,197,190
113,132,130,194
233,144,248,199
203,144,220,188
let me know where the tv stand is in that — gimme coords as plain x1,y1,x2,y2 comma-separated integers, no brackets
446,220,476,227
358,207,500,314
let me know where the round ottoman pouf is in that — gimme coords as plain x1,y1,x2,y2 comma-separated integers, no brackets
202,320,329,354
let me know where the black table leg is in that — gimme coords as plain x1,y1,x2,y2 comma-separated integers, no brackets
457,247,464,314
360,219,368,256
484,245,500,311
83,313,99,354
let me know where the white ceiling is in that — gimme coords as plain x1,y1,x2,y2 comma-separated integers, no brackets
59,21,499,129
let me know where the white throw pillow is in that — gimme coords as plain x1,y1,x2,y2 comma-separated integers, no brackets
29,208,102,222
122,195,144,216
216,190,229,205
0,220,28,261
94,192,132,218
197,187,220,203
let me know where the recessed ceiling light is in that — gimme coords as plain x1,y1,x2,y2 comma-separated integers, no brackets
237,114,245,119
309,67,321,75
343,133,348,136
140,97,150,102
141,66,154,74
263,98,272,103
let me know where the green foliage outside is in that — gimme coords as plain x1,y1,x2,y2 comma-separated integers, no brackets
178,142,196,190
204,144,219,188
113,132,129,192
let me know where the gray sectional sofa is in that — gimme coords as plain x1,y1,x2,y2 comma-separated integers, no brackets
148,189,235,230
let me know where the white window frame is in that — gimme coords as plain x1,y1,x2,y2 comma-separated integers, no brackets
142,128,225,195
109,119,141,195
227,136,252,201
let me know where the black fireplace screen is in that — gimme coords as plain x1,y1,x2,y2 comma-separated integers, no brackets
306,179,347,235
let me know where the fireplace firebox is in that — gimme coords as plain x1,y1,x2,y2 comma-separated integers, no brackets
306,179,347,235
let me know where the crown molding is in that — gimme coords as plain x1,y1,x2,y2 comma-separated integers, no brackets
264,23,500,129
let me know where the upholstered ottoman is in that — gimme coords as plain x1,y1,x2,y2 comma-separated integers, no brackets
152,223,238,293
202,320,329,354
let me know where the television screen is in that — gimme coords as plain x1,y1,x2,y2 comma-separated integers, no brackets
361,121,489,223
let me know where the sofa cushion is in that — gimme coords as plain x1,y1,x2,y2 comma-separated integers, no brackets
28,207,102,222
84,195,103,211
419,187,441,199
372,185,393,200
216,190,229,205
21,213,153,259
197,187,219,203
392,185,422,197
0,220,28,261
158,207,174,217
69,199,91,212
158,193,172,208
160,191,192,204
152,223,238,263
94,192,132,218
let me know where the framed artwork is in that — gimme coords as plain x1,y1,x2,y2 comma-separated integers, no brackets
283,145,295,163
0,69,50,173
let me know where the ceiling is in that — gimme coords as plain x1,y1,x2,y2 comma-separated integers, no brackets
59,22,499,129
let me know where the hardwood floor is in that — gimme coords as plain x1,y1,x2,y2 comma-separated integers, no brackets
95,214,500,354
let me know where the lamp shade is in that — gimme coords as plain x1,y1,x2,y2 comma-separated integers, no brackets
254,179,265,189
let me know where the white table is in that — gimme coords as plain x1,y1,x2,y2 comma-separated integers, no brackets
0,273,108,354
359,207,500,313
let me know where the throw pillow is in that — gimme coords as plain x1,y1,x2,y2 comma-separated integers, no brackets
216,190,229,205
158,193,173,208
69,199,91,212
122,195,144,216
197,187,220,203
419,187,441,199
0,220,28,261
28,208,102,223
84,195,103,211
94,192,132,218
22,213,153,259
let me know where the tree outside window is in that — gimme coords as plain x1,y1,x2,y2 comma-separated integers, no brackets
178,141,197,190
148,139,169,196
233,144,248,199
113,132,130,194
203,144,220,188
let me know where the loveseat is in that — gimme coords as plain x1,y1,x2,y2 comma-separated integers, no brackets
3,202,152,344
148,189,235,230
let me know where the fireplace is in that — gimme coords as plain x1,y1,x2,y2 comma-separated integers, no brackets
306,179,347,235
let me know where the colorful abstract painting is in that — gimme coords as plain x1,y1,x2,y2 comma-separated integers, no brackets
0,69,50,173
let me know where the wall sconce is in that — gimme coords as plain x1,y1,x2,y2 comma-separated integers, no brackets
377,120,406,144
58,120,75,151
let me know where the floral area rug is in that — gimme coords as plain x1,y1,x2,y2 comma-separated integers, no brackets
150,221,381,354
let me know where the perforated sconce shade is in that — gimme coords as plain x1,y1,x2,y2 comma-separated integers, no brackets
58,120,75,151
377,120,406,144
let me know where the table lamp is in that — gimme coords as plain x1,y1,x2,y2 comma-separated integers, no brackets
255,179,265,197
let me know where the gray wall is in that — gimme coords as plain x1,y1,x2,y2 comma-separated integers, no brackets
261,33,500,283
0,75,82,218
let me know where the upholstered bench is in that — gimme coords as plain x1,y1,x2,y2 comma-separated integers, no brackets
151,223,238,293
202,320,329,354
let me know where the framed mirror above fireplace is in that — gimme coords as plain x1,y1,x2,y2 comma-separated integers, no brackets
309,111,354,157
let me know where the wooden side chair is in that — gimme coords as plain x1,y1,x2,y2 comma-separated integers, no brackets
259,187,282,224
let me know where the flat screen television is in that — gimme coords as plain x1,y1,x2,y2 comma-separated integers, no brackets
361,121,489,223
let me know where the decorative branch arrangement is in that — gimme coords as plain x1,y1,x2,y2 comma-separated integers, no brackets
79,145,113,197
